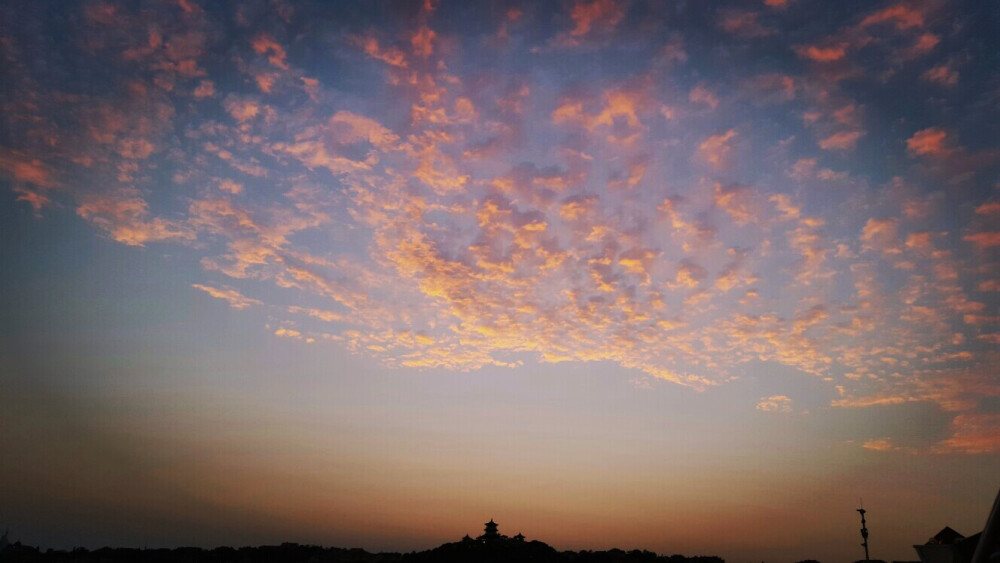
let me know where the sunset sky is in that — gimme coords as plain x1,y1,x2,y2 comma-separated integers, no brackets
1,0,998,561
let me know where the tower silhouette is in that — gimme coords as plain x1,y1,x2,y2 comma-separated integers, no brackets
858,502,870,561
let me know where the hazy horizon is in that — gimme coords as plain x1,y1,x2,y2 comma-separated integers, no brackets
1,1,998,562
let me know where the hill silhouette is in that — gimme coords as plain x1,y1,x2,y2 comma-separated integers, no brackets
0,520,725,563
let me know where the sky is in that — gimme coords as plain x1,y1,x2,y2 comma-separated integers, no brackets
1,0,998,561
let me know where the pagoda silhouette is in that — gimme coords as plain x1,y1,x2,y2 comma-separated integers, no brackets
465,519,525,543
410,519,549,562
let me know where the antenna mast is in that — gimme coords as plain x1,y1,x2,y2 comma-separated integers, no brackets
857,500,870,561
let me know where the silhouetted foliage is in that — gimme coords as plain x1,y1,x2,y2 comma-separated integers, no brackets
0,539,724,563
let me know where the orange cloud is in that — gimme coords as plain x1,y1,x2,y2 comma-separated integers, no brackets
713,183,757,226
559,195,599,221
272,110,398,176
906,127,953,157
355,35,408,68
413,144,468,194
770,194,801,220
218,179,243,194
552,87,650,144
274,327,303,339
932,414,1000,454
77,189,195,247
18,4,997,414
674,259,707,288
756,395,793,412
818,130,864,151
191,283,263,309
699,129,738,168
328,111,401,148
288,306,345,323
860,217,901,255
861,438,896,452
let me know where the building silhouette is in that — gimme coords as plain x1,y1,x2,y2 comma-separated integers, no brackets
479,519,501,541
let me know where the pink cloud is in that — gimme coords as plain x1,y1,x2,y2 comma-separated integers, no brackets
1,152,60,214
254,73,276,94
859,4,924,30
904,232,936,253
13,186,52,214
354,35,408,68
979,280,1000,292
963,232,1000,249
794,43,848,62
743,73,796,104
975,202,1000,216
251,34,289,69
568,0,625,38
922,65,959,86
193,80,216,98
411,26,437,58
688,84,719,109
818,130,864,151
718,10,775,38
0,152,58,188
223,96,261,123
911,33,940,55
906,127,953,157
118,138,155,160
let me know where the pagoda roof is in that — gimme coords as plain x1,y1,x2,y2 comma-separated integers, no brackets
927,526,965,545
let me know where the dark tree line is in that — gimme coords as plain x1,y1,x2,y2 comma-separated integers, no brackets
0,540,726,563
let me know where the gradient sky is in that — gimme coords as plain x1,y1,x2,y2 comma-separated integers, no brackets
1,1,998,561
